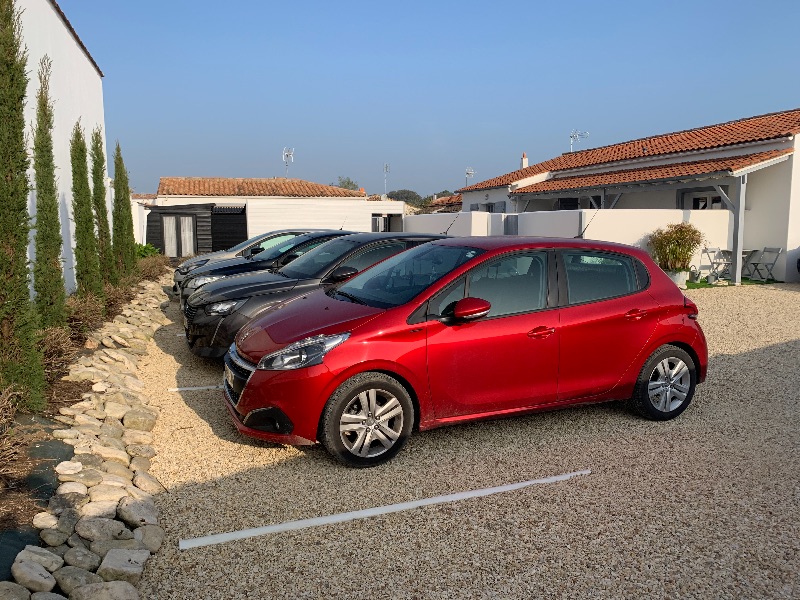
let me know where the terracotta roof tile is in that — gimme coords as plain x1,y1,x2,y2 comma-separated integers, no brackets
460,108,800,192
131,193,157,200
157,177,367,198
512,149,793,195
430,194,462,206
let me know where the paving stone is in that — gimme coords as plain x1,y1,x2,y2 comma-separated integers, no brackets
116,497,157,528
39,529,69,547
88,485,128,504
79,501,118,520
132,525,165,553
54,462,82,476
14,546,63,572
68,580,139,600
56,509,81,536
96,549,149,585
32,512,58,530
74,518,132,542
10,561,56,593
0,580,31,599
63,547,101,572
52,566,103,595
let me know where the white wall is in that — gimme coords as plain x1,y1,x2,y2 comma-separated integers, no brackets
461,188,512,212
785,146,800,282
616,190,677,209
22,0,107,293
518,210,581,237
404,212,489,236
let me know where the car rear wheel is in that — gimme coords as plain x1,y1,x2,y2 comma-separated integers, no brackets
631,344,696,420
319,372,414,468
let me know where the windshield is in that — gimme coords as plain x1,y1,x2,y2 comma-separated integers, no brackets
279,238,359,279
251,234,318,263
334,243,484,309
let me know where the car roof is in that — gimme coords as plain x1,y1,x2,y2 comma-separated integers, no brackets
431,236,650,257
332,232,447,243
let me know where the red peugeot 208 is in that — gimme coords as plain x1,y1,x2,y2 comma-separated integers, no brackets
223,237,707,467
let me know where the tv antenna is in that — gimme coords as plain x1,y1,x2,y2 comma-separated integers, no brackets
282,147,294,176
569,130,589,153
383,163,390,196
465,167,475,187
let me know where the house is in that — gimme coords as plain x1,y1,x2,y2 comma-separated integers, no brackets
21,0,109,292
429,194,463,213
405,108,800,282
138,177,405,257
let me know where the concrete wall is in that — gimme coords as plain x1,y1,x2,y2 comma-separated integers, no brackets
518,211,581,237
403,212,489,236
22,0,108,293
785,145,800,282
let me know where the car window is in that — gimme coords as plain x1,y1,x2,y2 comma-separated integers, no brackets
563,251,637,304
279,238,359,279
253,233,296,252
428,277,466,318
335,244,483,309
338,242,408,273
253,235,332,263
467,252,547,317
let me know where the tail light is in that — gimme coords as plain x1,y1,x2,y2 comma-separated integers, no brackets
684,296,698,320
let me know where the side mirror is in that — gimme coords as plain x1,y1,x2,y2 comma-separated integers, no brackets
250,247,264,256
453,297,491,321
326,266,359,283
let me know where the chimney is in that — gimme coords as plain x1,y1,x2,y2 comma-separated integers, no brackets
521,152,528,169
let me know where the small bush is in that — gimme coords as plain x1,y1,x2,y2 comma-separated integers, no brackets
138,254,171,281
65,292,105,344
40,327,76,385
648,222,705,271
103,277,137,317
136,243,160,258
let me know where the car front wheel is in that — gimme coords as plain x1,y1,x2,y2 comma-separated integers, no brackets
319,372,414,468
631,344,697,420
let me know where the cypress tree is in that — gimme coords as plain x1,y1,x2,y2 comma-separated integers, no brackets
70,121,103,297
112,142,136,275
32,55,66,328
0,0,44,409
90,126,117,285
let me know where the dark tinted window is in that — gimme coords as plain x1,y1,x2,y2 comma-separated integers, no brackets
563,251,637,304
338,242,408,272
279,238,358,279
466,252,547,317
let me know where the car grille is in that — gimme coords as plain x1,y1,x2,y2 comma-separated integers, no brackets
224,344,256,406
184,303,198,325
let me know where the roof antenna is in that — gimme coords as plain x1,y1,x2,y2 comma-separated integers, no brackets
282,147,294,176
575,208,600,239
442,212,460,235
465,167,475,187
340,215,348,231
569,130,589,152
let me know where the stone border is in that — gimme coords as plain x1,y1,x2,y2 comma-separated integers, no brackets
0,279,170,600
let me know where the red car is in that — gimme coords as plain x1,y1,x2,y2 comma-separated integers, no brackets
224,237,707,467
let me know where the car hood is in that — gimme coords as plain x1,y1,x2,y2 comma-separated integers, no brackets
188,271,303,305
235,288,383,363
187,255,253,278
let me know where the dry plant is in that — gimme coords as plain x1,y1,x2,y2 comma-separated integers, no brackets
103,277,137,317
138,254,171,281
40,327,77,385
0,385,21,480
65,292,105,344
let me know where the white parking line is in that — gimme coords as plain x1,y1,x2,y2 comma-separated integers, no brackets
168,385,223,392
179,468,591,550
176,333,186,337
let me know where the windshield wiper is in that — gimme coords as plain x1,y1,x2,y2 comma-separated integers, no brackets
335,291,366,305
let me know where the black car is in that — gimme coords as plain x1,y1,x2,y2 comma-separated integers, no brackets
179,230,352,307
173,229,328,291
183,232,445,357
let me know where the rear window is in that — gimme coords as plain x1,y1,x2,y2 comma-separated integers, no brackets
563,251,638,304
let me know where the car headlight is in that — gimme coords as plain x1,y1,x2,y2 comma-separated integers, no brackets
256,333,350,371
187,275,222,289
205,300,244,316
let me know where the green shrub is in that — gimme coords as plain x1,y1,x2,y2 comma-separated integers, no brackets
648,222,705,272
136,243,160,258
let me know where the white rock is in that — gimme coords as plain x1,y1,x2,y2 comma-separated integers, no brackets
90,445,130,466
96,549,150,585
54,462,82,476
88,485,129,503
56,482,88,496
116,497,157,528
14,546,64,573
101,402,129,421
80,501,119,520
32,512,58,529
0,581,31,599
11,560,56,593
68,580,139,600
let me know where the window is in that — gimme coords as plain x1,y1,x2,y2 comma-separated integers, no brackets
338,242,407,273
427,252,547,319
255,233,296,252
562,251,637,304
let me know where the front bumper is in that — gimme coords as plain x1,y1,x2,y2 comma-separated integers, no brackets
183,303,251,359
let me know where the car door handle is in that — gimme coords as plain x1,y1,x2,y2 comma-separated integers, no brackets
528,326,555,339
624,309,647,321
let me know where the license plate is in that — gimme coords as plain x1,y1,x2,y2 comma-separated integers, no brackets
224,364,235,389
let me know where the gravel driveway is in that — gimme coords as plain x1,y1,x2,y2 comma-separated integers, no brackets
137,283,800,599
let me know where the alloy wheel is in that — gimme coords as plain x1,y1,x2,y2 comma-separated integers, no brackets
339,388,404,458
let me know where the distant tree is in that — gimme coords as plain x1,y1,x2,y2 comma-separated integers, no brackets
90,126,117,285
387,189,423,206
32,56,66,328
70,121,103,297
111,142,136,276
0,0,44,409
332,176,359,191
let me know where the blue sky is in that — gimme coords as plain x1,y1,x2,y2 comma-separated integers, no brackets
59,0,800,196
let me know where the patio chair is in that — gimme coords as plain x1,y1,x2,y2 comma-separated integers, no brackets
749,247,782,281
703,247,733,279
742,249,760,278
